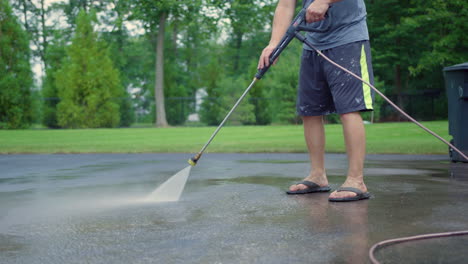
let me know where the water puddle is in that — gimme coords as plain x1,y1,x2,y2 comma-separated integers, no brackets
237,160,308,164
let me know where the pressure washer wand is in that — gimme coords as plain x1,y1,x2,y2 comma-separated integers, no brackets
255,8,307,80
188,78,258,166
188,8,330,166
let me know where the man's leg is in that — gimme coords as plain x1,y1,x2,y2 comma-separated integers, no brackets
328,112,367,199
289,116,329,191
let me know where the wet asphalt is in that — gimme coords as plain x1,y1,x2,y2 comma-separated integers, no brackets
0,153,467,264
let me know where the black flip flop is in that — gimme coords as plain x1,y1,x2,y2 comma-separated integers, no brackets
328,187,371,202
286,180,331,195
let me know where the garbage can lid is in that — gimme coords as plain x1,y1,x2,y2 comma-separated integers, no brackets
443,62,468,72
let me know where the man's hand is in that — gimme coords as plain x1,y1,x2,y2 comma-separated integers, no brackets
257,44,278,70
306,0,330,23
258,0,296,70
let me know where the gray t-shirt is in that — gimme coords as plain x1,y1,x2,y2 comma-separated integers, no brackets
302,0,369,50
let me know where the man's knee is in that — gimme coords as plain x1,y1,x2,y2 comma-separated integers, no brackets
339,112,362,123
302,115,322,121
302,115,324,126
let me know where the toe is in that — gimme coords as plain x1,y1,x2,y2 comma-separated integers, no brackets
289,184,306,191
329,190,357,199
340,191,357,199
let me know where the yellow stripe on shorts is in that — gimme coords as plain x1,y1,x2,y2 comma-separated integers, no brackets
360,44,373,109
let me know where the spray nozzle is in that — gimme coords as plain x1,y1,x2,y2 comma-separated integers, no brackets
188,153,202,166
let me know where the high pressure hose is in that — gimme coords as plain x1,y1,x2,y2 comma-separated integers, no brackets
304,39,468,262
368,230,468,264
290,11,468,264
294,33,468,162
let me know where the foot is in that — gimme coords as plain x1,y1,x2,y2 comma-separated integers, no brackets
289,173,328,192
329,178,367,200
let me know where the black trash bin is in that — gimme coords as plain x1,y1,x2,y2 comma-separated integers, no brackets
443,62,468,162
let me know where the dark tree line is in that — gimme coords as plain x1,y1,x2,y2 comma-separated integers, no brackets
1,0,466,129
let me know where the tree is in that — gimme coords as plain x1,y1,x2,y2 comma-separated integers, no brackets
224,0,275,74
365,0,415,111
135,0,178,127
197,0,275,125
162,1,220,125
134,0,227,126
10,0,52,70
55,10,122,128
100,0,136,127
247,60,271,125
199,47,226,125
263,41,302,124
365,0,467,120
58,0,107,28
41,29,67,128
154,10,168,127
118,35,154,123
0,0,34,129
219,76,256,125
405,0,468,74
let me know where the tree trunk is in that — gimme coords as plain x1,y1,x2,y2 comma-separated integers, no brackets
172,19,178,57
155,12,168,127
40,0,48,69
233,31,243,73
21,0,29,31
395,63,404,121
0,21,2,59
81,0,88,12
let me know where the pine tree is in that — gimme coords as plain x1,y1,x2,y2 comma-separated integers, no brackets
199,53,225,126
0,0,34,129
42,34,67,128
264,41,302,124
55,10,122,128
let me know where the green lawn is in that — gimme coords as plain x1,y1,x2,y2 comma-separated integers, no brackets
0,121,450,155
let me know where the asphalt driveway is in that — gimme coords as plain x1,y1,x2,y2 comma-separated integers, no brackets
1,153,467,263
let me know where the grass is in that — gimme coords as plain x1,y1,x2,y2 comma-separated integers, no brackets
0,121,450,155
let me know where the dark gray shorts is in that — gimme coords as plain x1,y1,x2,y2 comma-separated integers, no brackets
297,40,375,116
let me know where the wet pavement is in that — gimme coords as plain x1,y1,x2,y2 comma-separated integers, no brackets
0,153,467,264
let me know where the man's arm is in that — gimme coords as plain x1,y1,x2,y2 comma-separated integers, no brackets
258,0,344,70
257,0,296,70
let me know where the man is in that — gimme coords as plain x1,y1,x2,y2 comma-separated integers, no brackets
258,0,374,202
